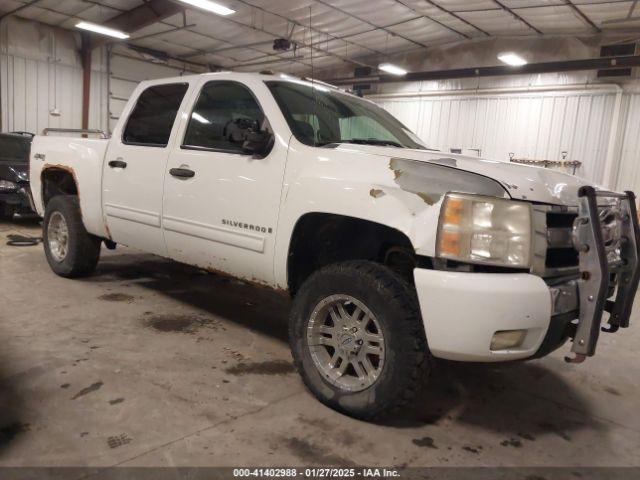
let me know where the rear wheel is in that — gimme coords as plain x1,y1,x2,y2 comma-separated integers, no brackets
43,195,101,277
289,260,430,420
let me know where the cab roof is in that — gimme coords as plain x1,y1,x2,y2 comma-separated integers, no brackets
137,71,348,95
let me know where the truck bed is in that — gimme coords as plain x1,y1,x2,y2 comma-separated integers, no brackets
30,134,110,238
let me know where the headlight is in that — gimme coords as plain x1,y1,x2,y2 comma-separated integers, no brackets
436,193,532,268
0,180,18,192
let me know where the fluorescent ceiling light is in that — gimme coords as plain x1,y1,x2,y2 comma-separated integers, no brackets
497,52,527,66
378,63,407,76
76,21,129,39
177,0,236,16
192,112,210,124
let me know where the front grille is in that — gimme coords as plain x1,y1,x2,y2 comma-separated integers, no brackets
537,204,623,278
545,211,579,272
546,247,579,269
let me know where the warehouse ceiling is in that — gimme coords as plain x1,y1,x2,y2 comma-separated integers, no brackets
1,0,639,75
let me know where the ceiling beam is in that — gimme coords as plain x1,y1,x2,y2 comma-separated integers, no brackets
392,0,471,39
602,0,639,25
186,8,376,69
88,0,186,49
491,0,543,35
179,40,272,58
235,0,387,58
85,0,359,71
104,0,183,34
424,1,490,36
329,55,640,84
563,0,601,33
0,0,43,20
312,0,431,50
130,23,197,41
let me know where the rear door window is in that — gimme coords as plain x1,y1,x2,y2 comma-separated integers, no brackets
123,83,189,147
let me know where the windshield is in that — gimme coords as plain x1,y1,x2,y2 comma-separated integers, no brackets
265,81,427,149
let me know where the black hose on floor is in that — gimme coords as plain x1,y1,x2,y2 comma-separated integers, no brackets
6,234,42,247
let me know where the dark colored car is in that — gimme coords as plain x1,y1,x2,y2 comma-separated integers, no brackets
0,131,35,220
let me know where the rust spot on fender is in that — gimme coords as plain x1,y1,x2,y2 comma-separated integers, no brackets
369,188,385,198
42,163,78,190
42,163,113,240
42,164,81,205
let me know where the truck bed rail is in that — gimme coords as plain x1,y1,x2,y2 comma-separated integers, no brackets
42,128,109,139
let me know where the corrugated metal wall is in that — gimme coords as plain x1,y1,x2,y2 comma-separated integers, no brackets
613,93,640,192
0,16,108,134
107,53,191,134
0,17,193,136
376,89,619,184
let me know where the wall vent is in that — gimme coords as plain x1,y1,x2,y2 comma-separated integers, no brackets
597,43,638,78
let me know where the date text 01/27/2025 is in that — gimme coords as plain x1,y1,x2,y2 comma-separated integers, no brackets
232,468,400,478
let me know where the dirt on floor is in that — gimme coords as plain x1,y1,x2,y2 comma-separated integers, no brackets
1,216,639,467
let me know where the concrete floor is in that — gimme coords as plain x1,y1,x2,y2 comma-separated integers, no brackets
1,216,639,468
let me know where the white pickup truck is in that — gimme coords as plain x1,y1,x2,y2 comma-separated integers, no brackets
29,72,639,419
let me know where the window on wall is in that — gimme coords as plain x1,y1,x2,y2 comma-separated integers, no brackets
122,83,189,147
182,81,267,152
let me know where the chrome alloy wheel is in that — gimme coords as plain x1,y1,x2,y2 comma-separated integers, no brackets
47,211,69,262
307,294,385,392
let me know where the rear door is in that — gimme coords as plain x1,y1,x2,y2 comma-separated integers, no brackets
102,82,189,255
162,79,288,285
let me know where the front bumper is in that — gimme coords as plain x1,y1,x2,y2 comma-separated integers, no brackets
0,186,34,214
414,269,555,361
413,188,640,363
567,187,640,361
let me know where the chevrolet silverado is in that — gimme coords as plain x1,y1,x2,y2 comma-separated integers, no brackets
29,72,640,419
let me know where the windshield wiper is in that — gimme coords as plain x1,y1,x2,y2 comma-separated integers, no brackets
340,138,404,148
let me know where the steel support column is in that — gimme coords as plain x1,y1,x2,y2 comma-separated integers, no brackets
81,34,92,132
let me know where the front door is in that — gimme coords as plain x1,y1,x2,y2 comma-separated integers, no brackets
102,82,189,255
162,79,287,285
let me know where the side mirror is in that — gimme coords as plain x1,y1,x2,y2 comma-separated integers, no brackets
242,129,274,158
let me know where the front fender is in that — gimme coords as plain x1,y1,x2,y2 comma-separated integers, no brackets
273,145,507,288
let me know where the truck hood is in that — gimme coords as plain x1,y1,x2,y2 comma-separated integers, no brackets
333,144,597,206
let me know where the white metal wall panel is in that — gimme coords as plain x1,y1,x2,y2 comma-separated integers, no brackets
614,94,640,193
107,53,189,133
377,90,618,184
0,16,108,134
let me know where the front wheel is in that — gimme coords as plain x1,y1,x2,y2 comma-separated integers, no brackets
289,260,430,420
43,195,101,278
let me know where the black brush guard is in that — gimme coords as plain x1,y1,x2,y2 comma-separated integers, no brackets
566,186,640,363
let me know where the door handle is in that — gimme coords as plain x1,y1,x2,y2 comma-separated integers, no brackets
169,167,196,178
108,159,127,169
